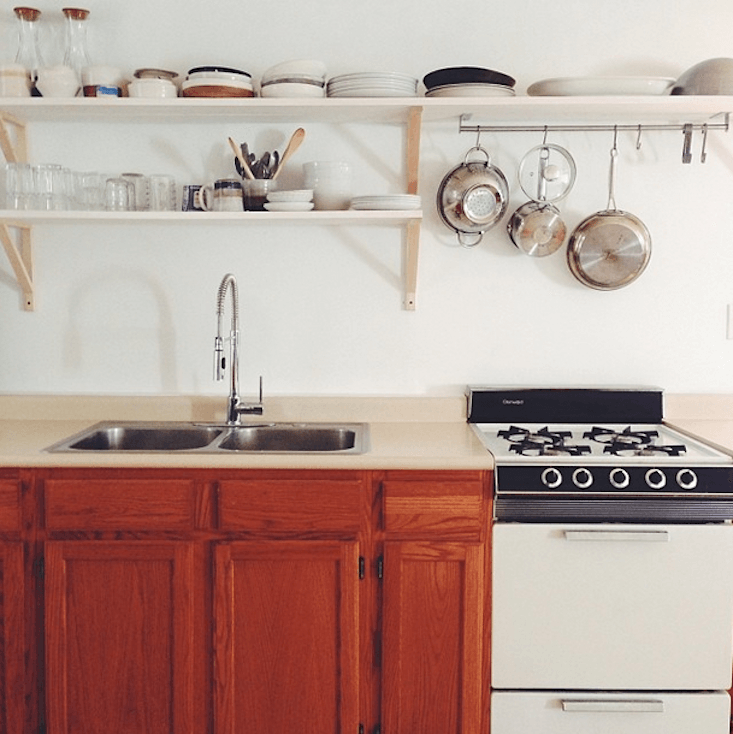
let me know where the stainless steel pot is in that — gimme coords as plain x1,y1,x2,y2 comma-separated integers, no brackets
508,143,576,257
437,145,509,247
567,141,651,290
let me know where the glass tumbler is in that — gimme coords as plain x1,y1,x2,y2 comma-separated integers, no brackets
5,162,34,209
149,174,177,211
105,177,133,211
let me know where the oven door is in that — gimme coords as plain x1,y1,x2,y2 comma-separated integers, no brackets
491,691,731,734
492,523,733,690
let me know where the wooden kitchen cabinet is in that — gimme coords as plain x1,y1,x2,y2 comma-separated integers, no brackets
5,466,492,734
213,540,360,734
380,472,492,734
44,540,197,734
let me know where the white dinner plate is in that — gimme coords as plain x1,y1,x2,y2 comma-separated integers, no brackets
351,195,421,211
425,83,515,98
527,76,675,96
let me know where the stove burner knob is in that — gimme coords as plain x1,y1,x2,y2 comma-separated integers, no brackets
676,469,698,490
541,467,563,489
609,468,630,489
572,467,593,489
645,468,667,490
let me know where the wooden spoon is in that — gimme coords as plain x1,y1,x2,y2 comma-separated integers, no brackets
271,127,305,180
227,136,255,180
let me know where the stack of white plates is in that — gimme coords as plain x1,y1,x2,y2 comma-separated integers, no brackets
327,72,418,98
264,189,314,212
426,83,515,98
350,194,421,211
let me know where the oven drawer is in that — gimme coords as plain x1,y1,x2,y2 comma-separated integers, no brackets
492,523,733,689
491,691,731,734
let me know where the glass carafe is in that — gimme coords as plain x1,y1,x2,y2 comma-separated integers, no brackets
13,7,44,83
62,7,91,81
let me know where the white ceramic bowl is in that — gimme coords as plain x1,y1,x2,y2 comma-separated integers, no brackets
266,189,314,203
672,58,733,95
187,67,251,84
261,81,325,98
129,78,178,98
261,59,326,85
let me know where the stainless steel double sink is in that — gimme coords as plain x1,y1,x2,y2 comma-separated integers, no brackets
45,421,369,454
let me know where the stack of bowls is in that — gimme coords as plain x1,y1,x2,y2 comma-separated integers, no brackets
130,68,179,98
422,66,516,97
181,66,254,97
260,60,327,98
327,72,418,97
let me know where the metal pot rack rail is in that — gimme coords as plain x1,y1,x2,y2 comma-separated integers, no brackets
458,112,731,164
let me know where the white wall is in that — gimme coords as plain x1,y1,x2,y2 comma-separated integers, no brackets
2,0,733,397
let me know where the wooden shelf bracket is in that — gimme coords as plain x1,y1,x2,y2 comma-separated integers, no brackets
0,220,34,310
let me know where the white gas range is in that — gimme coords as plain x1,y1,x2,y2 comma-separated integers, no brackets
468,387,733,734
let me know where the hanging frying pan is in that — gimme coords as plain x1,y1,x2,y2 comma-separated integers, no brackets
567,137,651,290
508,142,576,257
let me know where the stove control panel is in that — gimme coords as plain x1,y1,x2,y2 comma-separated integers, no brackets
503,465,733,495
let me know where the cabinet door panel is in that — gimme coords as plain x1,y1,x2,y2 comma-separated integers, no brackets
214,540,359,734
45,541,195,734
0,481,20,532
0,543,24,734
382,541,486,734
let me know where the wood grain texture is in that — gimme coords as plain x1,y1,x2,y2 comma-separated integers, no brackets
214,540,360,734
382,541,486,734
383,479,485,539
218,478,364,536
0,542,24,734
44,479,196,531
0,481,20,532
44,541,195,734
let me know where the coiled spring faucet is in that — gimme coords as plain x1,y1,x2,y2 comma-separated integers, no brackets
214,273,263,424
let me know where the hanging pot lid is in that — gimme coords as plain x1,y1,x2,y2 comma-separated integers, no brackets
518,143,577,203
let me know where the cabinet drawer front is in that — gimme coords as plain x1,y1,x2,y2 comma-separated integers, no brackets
0,480,21,531
45,479,196,531
218,479,363,535
383,479,485,538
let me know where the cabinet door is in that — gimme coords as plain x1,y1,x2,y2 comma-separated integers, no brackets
214,540,360,734
44,541,195,734
0,542,24,734
382,541,487,734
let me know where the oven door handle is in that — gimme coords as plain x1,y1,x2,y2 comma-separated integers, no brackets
563,529,670,542
561,699,665,713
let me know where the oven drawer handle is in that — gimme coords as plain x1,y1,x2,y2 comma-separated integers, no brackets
561,699,665,713
563,529,670,542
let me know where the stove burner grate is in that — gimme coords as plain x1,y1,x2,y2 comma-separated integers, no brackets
500,425,591,457
584,426,687,457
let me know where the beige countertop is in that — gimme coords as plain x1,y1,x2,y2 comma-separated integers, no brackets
0,394,494,470
3,392,733,471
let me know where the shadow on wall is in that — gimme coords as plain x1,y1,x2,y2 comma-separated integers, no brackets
62,268,179,392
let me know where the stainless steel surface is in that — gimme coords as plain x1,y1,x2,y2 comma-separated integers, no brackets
567,139,651,290
436,144,509,247
45,420,369,454
214,273,264,424
507,201,567,257
218,424,362,452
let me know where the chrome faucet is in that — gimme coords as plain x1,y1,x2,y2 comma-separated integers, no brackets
214,273,263,424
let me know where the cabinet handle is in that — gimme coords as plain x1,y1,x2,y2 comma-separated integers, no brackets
563,529,669,542
561,699,664,713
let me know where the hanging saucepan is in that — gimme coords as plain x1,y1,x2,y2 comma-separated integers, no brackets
507,142,577,257
437,144,509,247
567,136,651,290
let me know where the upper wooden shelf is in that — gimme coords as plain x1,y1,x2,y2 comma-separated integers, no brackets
0,95,731,126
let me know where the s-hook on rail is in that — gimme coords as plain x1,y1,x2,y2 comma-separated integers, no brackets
458,112,731,164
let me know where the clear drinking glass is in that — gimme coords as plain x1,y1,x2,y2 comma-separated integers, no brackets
121,172,149,211
105,177,133,211
149,174,177,211
33,164,71,210
5,162,34,209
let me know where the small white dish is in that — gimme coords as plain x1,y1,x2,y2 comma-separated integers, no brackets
263,202,315,212
425,83,515,98
266,189,314,203
261,81,325,98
